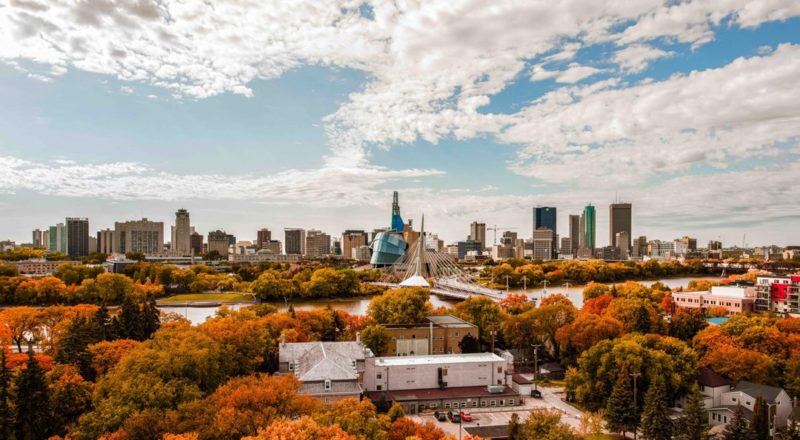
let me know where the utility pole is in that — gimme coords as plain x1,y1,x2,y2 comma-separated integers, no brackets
522,276,528,291
630,372,641,440
504,275,510,292
542,279,549,298
532,344,542,391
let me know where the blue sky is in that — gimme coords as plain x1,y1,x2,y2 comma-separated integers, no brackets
1,1,799,247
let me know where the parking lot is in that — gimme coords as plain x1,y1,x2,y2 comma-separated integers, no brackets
408,385,584,437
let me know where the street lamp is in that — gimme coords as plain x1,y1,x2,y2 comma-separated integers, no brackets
542,279,549,298
522,276,529,292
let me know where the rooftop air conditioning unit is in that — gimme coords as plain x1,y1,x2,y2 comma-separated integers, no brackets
487,385,505,394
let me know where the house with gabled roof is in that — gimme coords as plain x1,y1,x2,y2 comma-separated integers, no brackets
278,336,374,404
710,380,793,430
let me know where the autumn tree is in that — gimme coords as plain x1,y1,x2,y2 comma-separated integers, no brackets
521,409,579,440
387,418,445,440
453,296,502,342
0,306,41,352
670,308,708,341
555,313,623,365
751,397,769,440
508,412,522,440
244,416,355,440
641,375,672,440
583,282,611,301
368,288,431,325
360,325,391,356
47,364,94,436
459,333,481,353
387,403,405,423
313,398,389,440
14,350,53,440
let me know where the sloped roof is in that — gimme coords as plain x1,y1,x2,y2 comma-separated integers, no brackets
732,381,784,403
698,367,729,388
279,341,373,382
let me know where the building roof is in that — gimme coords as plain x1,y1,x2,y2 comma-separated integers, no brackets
425,314,476,328
512,374,532,385
732,381,784,403
279,341,372,382
539,362,564,372
698,367,729,388
367,385,519,402
711,405,754,421
464,425,509,440
372,352,504,367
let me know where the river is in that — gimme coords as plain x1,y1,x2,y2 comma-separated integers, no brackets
159,275,723,325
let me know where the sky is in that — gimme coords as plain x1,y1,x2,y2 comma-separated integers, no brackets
1,0,799,248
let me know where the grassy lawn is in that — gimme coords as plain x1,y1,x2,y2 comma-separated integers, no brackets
158,293,255,303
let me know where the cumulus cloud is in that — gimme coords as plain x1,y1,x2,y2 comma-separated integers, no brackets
613,44,673,72
504,44,800,187
531,63,607,83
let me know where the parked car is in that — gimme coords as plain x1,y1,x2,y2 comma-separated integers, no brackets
434,411,447,422
460,411,473,422
447,410,461,423
531,389,542,398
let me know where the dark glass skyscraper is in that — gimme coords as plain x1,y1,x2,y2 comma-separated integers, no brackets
65,217,89,258
583,205,596,250
534,207,557,258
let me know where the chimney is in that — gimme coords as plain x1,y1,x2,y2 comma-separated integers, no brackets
356,331,361,343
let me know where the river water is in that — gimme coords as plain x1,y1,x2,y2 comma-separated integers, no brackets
159,275,722,325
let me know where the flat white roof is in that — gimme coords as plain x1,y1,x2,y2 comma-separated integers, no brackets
373,353,504,367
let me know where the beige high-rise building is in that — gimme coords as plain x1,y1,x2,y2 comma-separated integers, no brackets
113,219,164,255
341,230,368,259
97,229,114,254
469,221,486,249
533,227,554,261
207,230,229,256
305,230,331,258
172,209,192,255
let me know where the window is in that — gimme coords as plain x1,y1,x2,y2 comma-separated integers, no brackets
497,367,502,373
732,397,737,402
471,401,477,408
499,399,505,406
377,385,382,391
480,401,487,407
452,402,459,409
430,403,438,409
324,380,331,391
351,360,356,367
377,373,382,379
490,400,496,407
443,369,448,376
288,362,294,371
460,402,466,408
445,402,450,409
508,399,515,406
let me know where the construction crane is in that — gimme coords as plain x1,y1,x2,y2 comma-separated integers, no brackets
486,225,519,246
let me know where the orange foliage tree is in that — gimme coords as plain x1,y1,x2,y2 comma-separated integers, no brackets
243,416,355,440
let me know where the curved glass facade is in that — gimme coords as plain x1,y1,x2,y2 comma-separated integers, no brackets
370,231,408,266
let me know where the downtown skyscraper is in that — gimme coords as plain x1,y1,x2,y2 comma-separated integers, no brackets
534,206,558,259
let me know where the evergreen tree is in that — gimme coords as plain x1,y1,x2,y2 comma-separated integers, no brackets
141,296,161,339
641,375,672,440
0,350,12,439
13,350,52,440
55,316,102,380
508,412,523,440
458,333,481,353
778,416,800,440
634,305,652,333
723,405,757,440
751,397,770,440
93,304,117,341
115,295,145,341
605,368,638,436
676,385,710,440
387,402,405,422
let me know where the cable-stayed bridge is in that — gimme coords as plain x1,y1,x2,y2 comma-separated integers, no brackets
372,216,505,301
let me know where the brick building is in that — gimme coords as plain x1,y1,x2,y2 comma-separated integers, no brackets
384,315,478,356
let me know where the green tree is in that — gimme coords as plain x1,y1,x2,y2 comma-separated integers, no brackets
641,375,672,440
453,296,502,343
675,385,710,440
605,368,638,437
387,402,405,422
114,295,147,341
722,405,757,440
670,308,709,341
522,409,578,439
634,304,653,333
55,316,104,380
360,325,390,356
458,333,481,353
779,416,800,440
583,282,610,301
751,397,769,440
14,350,53,440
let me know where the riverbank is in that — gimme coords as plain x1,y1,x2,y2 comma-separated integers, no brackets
157,293,255,306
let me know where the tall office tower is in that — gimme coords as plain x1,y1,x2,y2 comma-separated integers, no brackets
568,215,580,254
534,207,558,258
49,223,66,252
113,218,164,255
582,204,596,250
97,229,114,254
680,236,697,252
609,202,632,250
32,229,44,248
305,230,331,258
708,240,722,251
578,214,585,248
256,228,272,249
632,236,647,258
533,228,554,261
172,209,191,255
285,228,306,255
190,232,204,255
341,230,369,259
207,230,230,256
65,217,90,258
42,230,49,250
469,222,486,249
391,191,404,233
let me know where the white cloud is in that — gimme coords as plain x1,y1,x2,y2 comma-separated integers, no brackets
613,44,672,73
503,44,800,187
531,63,606,84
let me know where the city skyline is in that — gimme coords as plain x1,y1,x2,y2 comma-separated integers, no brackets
1,3,800,246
